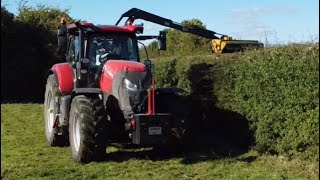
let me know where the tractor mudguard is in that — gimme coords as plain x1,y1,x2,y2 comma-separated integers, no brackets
49,63,74,95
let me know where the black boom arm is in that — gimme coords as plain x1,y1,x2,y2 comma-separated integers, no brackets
116,8,223,40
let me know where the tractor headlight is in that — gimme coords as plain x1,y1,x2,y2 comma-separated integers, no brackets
124,78,138,91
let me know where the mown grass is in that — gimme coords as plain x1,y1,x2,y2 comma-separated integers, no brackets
1,104,318,180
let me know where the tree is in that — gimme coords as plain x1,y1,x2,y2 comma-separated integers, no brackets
1,6,14,34
17,1,74,33
181,19,206,29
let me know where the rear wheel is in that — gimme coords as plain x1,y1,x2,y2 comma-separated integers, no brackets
69,95,108,163
44,74,68,146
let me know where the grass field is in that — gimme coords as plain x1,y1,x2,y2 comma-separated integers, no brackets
1,104,319,180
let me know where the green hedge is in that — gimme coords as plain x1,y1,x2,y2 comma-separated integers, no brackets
153,44,319,161
1,5,73,102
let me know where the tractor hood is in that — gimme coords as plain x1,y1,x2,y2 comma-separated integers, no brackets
102,60,146,77
100,60,152,117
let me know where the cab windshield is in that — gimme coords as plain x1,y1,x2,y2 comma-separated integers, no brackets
88,34,139,66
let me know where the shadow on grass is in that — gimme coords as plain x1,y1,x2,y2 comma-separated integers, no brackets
103,106,252,165
99,62,254,165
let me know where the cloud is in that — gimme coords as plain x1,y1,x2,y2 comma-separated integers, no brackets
230,7,298,15
228,16,257,25
235,26,272,38
226,24,274,42
225,6,298,43
228,7,298,25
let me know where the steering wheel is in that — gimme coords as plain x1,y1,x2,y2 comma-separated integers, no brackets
98,52,122,63
98,52,110,63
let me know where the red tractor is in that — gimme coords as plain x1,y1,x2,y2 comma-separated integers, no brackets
44,18,190,163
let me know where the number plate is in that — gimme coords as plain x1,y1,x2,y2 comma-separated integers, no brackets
148,127,162,135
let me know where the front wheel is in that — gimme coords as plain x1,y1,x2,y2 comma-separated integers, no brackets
69,95,108,163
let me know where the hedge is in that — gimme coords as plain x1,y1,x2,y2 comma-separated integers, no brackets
1,5,73,103
152,44,319,161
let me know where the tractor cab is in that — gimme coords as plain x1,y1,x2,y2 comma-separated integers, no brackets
65,23,143,64
58,22,166,87
68,29,140,66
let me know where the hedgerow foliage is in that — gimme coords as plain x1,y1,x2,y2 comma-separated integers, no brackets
1,3,73,102
153,44,319,161
140,19,211,59
16,1,74,33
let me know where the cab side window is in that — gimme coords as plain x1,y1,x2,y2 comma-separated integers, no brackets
127,39,136,61
67,36,79,65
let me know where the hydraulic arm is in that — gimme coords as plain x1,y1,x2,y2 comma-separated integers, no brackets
116,8,222,39
116,8,263,53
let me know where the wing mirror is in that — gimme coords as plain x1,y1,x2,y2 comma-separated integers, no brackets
158,31,166,50
144,59,153,71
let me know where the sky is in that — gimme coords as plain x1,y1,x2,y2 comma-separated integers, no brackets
2,0,319,45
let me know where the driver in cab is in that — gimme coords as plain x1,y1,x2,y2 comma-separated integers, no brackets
95,40,111,66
